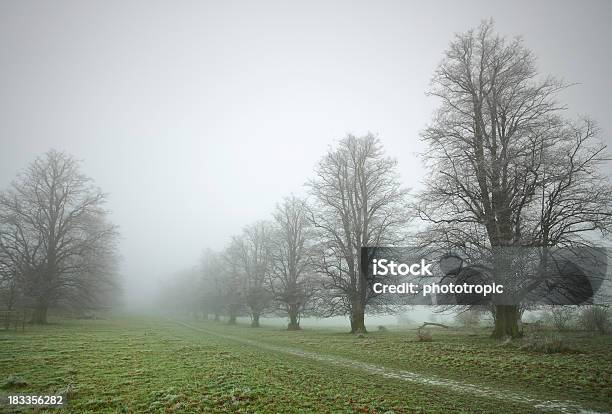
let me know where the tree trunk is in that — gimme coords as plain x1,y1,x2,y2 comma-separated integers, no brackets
351,252,368,334
251,313,260,328
228,313,237,325
287,307,300,330
491,305,521,339
214,313,220,322
30,297,49,324
350,308,367,334
7,279,16,312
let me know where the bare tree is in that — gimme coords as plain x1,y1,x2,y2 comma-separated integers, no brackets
230,221,274,327
269,195,318,330
0,212,25,311
455,308,484,328
158,267,202,317
418,21,612,338
0,150,118,323
578,305,610,334
210,245,246,324
200,248,225,321
0,239,22,311
547,306,576,332
307,134,410,333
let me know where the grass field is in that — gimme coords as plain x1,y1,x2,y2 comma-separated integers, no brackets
1,316,611,413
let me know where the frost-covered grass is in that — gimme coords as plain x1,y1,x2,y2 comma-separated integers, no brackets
0,316,610,413
200,321,612,411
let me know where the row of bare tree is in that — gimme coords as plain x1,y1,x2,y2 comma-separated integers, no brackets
186,21,612,337
194,133,410,332
2,21,610,336
0,151,119,323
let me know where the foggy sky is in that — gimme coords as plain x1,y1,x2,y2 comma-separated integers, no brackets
1,0,611,307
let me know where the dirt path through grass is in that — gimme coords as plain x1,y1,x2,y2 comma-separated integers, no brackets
172,320,605,414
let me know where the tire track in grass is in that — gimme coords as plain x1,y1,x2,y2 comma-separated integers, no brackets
171,320,606,414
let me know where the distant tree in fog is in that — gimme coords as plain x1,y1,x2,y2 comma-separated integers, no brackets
210,245,245,324
269,195,319,330
229,221,274,327
0,150,119,323
0,228,23,311
200,249,225,321
455,308,484,328
546,306,576,332
158,267,201,316
307,134,411,333
578,305,611,334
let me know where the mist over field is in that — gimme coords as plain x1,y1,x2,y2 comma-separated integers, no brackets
1,1,612,413
2,1,611,316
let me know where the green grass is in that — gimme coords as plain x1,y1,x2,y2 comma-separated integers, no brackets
0,316,610,413
196,321,612,411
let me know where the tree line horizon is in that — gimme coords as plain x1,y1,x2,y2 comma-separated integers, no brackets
1,21,611,338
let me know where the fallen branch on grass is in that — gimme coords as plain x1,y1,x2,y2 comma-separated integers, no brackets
418,322,449,329
416,322,449,342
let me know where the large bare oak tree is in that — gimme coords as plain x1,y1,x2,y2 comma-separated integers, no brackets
0,150,118,323
419,21,612,338
307,133,410,333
